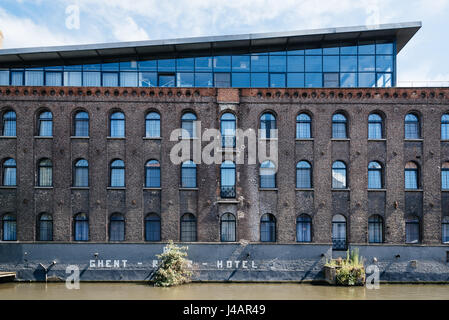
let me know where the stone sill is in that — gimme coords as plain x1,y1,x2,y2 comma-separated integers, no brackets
34,186,53,189
368,189,387,192
405,189,424,192
0,186,17,189
259,138,278,141
217,200,239,204
0,136,17,139
34,136,53,139
295,138,314,141
143,137,162,140
368,139,386,142
331,138,350,142
107,137,126,140
143,188,162,191
107,187,126,190
295,188,314,191
70,136,89,139
71,187,90,190
332,189,350,192
404,139,423,142
259,188,278,191
179,188,199,191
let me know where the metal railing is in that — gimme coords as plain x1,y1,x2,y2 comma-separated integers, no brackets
220,185,236,198
332,238,347,251
397,81,449,88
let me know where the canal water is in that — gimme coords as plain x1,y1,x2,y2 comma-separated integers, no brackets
0,283,449,300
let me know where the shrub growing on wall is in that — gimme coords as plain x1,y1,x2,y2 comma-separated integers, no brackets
152,241,192,287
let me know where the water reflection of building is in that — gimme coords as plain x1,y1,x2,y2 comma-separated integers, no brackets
2,21,448,252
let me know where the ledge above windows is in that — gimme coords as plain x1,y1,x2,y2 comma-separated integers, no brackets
331,138,350,142
404,139,423,142
179,187,199,191
34,136,53,139
295,138,314,142
0,136,17,139
0,186,17,189
143,137,162,140
332,188,350,192
71,136,90,140
107,136,126,140
259,188,278,191
368,139,386,142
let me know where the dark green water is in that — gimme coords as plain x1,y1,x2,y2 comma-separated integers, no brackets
1,282,449,300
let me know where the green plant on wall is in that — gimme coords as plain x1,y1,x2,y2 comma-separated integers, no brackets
325,248,365,286
152,240,193,287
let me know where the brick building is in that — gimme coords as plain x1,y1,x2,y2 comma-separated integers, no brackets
2,21,448,250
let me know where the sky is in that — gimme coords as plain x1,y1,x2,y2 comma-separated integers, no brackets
0,0,447,84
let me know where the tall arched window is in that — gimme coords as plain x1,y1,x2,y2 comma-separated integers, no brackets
74,159,89,187
221,213,236,242
145,160,161,188
220,161,236,198
260,213,276,242
109,213,125,241
368,215,383,243
296,214,312,243
442,216,449,244
2,158,16,186
110,112,125,137
2,214,16,241
442,114,449,140
296,113,311,139
368,113,383,139
332,161,347,189
38,159,52,187
442,162,449,190
181,112,197,138
220,112,236,148
74,111,89,137
368,161,383,189
145,112,161,138
332,113,347,139
110,159,125,187
405,113,420,139
260,112,277,139
181,160,196,188
2,110,16,136
38,213,53,241
180,213,197,242
74,213,88,241
332,214,347,250
296,161,312,189
145,213,161,241
260,160,276,189
405,216,420,244
405,162,419,190
38,111,53,136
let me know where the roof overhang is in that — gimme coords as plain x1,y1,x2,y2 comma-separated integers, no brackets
0,21,421,68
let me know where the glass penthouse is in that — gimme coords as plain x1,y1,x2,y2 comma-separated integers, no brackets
0,22,421,89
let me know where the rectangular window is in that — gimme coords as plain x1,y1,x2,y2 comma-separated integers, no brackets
232,73,250,87
177,72,194,87
11,71,24,86
195,57,213,72
340,56,357,72
442,171,449,190
159,74,175,87
102,62,119,71
0,70,9,85
182,168,196,188
305,48,322,55
358,56,375,72
83,64,101,71
158,59,175,72
102,73,118,87
45,72,63,86
83,72,101,86
251,73,268,87
377,73,392,87
25,71,44,86
176,58,194,72
358,43,375,55
270,73,285,87
405,170,418,189
119,61,138,71
214,73,230,87
296,170,311,189
195,73,213,87
139,72,157,87
359,73,376,87
323,47,339,55
305,73,322,87
340,73,357,87
120,72,138,87
305,56,322,72
340,45,357,55
214,56,231,72
376,42,394,55
368,171,382,189
323,73,339,87
138,60,157,71
287,56,304,72
323,56,339,72
251,55,268,72
269,56,286,72
287,73,304,87
232,56,250,72
406,222,420,244
376,55,394,72
64,71,82,86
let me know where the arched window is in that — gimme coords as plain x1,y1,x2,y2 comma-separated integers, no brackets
38,159,52,187
109,213,125,241
181,112,197,138
2,158,16,186
110,112,125,137
220,161,236,198
332,161,347,189
145,213,161,241
442,114,449,140
2,214,16,241
38,111,53,136
110,159,125,187
260,112,277,139
180,213,197,242
2,110,16,136
405,216,420,244
442,162,449,190
368,161,383,189
220,112,236,148
405,113,420,139
145,160,161,188
74,159,89,187
332,113,347,139
296,161,312,189
145,112,161,138
296,113,311,139
221,213,236,242
296,214,312,243
181,160,196,188
442,216,449,244
260,160,276,189
368,215,383,243
74,213,88,241
260,213,276,242
368,113,383,139
332,214,347,250
74,111,89,137
38,213,53,241
405,162,419,190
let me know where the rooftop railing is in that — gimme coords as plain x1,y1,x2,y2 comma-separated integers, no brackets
397,81,449,87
